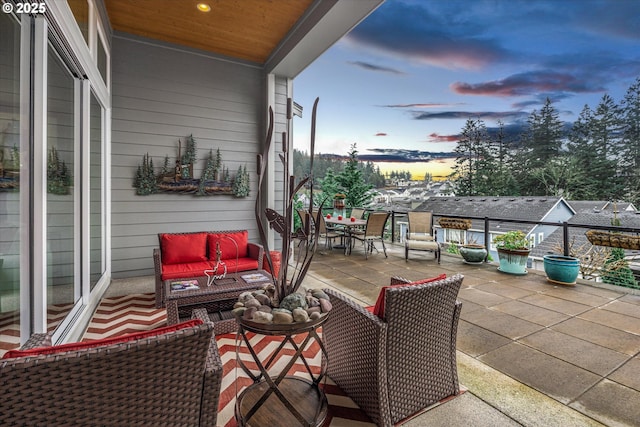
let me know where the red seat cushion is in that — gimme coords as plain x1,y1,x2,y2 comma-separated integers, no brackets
208,231,248,260
210,257,259,274
263,251,281,277
3,319,203,359
161,261,213,281
160,233,208,264
372,274,447,320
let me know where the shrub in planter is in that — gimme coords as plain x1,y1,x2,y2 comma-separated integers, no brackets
493,231,530,275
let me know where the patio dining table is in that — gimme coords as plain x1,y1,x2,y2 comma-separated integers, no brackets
325,216,366,254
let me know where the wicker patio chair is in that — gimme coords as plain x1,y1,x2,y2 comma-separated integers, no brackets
323,274,464,427
0,311,222,426
405,211,441,263
350,211,390,259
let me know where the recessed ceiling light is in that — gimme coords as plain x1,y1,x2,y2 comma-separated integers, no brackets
197,3,211,12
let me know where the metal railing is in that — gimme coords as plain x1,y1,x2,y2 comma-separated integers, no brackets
320,207,640,257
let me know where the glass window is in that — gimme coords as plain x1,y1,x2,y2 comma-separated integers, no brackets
67,0,89,44
89,91,103,290
97,33,107,83
0,11,22,355
47,48,78,333
446,229,463,244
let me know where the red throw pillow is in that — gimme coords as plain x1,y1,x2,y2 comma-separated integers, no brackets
208,231,248,260
161,233,208,264
3,319,203,359
372,274,447,320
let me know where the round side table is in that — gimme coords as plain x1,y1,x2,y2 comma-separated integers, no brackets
234,314,329,427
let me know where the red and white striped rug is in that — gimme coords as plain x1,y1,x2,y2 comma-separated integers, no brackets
0,302,74,357
82,293,376,427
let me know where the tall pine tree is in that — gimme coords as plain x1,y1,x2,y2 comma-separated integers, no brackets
335,143,373,208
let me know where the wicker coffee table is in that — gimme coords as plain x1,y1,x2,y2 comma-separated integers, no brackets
164,270,272,332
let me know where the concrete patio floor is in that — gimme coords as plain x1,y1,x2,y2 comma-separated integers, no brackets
304,243,640,427
106,242,640,426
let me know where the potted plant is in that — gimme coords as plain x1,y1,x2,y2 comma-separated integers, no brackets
459,236,487,264
493,230,530,275
543,254,580,285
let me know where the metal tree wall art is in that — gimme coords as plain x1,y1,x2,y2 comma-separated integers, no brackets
256,97,325,302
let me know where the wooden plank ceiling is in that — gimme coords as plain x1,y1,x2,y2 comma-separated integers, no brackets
105,0,315,64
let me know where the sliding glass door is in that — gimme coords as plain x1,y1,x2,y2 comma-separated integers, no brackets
0,11,22,349
46,48,79,331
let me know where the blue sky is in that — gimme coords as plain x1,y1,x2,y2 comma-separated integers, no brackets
292,0,640,179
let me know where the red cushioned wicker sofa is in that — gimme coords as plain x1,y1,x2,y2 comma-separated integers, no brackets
0,312,222,426
153,230,264,308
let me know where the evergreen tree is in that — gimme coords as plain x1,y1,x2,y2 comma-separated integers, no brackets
591,94,623,199
567,105,602,199
450,118,490,195
619,78,640,205
233,165,250,197
519,98,565,194
214,148,222,181
335,143,373,207
134,153,157,195
319,167,341,201
160,155,171,176
198,149,217,195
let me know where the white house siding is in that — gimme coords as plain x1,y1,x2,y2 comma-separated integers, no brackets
110,35,275,279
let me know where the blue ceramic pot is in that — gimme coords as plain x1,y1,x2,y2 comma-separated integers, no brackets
497,248,529,275
543,255,580,285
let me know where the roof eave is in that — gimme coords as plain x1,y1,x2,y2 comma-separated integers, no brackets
265,0,384,78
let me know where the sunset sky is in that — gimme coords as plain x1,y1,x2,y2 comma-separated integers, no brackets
292,0,640,180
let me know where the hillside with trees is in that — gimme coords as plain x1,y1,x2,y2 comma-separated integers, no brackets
449,77,640,206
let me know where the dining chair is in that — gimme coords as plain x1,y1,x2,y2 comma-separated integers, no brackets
315,212,343,249
350,211,390,259
350,207,365,219
405,211,440,263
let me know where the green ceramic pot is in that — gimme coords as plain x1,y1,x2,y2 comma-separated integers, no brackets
459,244,487,264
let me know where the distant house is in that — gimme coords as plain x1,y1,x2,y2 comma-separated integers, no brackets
413,196,575,259
531,202,640,257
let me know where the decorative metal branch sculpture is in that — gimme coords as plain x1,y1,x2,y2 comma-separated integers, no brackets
255,97,325,303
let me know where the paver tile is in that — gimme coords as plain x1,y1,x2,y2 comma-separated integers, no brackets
520,293,591,316
458,288,511,307
492,300,570,327
460,300,484,315
608,357,640,392
570,284,625,299
570,380,640,427
520,329,629,376
551,317,640,356
619,293,640,305
541,286,615,307
475,282,537,299
456,320,512,357
600,300,640,319
461,307,543,339
579,308,640,335
480,343,601,404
